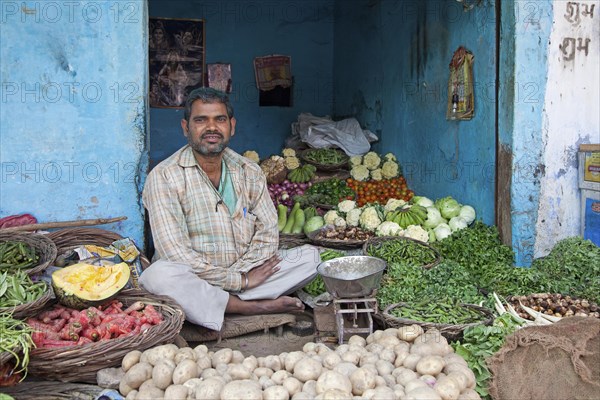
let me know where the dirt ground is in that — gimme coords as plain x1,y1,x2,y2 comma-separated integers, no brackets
199,325,319,358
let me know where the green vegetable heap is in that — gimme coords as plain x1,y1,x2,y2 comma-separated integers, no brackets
302,249,345,296
295,179,355,207
303,148,348,165
0,270,47,308
0,241,39,271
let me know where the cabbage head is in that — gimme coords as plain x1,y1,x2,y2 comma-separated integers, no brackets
423,206,446,229
459,205,476,225
434,223,452,241
435,196,461,219
449,216,468,232
303,216,324,235
412,196,434,208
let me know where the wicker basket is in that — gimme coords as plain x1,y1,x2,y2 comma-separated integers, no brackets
379,302,494,341
362,236,442,270
0,281,54,320
47,227,150,269
279,233,309,249
307,230,372,250
28,289,185,383
0,232,57,276
301,149,349,172
0,346,19,368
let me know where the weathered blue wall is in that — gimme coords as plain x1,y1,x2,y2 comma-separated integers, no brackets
148,0,335,166
333,0,497,225
0,1,148,247
499,0,552,265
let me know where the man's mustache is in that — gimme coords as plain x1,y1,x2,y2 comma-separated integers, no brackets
201,131,224,139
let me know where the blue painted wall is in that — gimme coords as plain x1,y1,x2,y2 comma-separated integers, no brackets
0,1,148,247
499,0,552,265
148,0,335,166
332,0,497,225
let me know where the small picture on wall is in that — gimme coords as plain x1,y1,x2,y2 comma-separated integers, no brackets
207,63,232,93
149,17,205,108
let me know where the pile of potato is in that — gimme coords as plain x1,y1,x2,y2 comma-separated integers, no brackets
118,325,481,400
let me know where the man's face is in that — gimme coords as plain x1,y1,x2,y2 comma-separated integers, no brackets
181,101,236,157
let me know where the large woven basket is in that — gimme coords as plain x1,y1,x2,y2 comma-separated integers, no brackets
0,231,57,276
28,289,185,383
379,302,494,341
0,281,54,320
362,236,442,270
301,148,349,172
1,380,104,400
47,227,150,269
307,230,371,250
279,233,309,249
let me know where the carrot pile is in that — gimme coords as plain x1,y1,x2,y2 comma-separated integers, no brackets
26,300,163,348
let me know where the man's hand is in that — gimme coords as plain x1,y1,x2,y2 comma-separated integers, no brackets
246,255,281,290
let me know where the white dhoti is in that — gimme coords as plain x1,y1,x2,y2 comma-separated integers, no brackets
139,244,320,331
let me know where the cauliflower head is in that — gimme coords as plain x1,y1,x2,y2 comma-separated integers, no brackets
282,148,296,157
375,221,402,237
323,210,340,225
384,198,407,213
346,208,362,227
359,207,382,231
337,199,357,214
333,217,347,229
284,156,300,170
381,160,400,179
370,168,383,181
242,150,260,163
403,225,429,242
384,153,397,162
362,151,382,170
350,165,370,182
349,155,363,167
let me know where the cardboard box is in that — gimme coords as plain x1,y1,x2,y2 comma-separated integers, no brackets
581,189,600,247
578,144,600,190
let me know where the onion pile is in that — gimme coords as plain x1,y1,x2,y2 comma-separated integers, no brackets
268,180,311,209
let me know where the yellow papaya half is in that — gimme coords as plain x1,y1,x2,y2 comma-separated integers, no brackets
52,262,130,309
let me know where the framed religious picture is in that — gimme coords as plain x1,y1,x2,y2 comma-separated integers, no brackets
149,17,205,108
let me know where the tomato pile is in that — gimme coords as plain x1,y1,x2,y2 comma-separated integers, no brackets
347,176,414,207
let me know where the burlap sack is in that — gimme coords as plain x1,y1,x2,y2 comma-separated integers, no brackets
488,316,600,400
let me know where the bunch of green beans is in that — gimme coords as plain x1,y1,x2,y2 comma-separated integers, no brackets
0,270,47,308
391,301,484,325
366,239,437,267
304,148,348,165
0,313,35,377
0,241,39,271
303,249,346,296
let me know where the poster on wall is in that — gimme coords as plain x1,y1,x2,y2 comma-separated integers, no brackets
149,17,205,108
207,63,232,93
254,55,292,107
446,46,474,121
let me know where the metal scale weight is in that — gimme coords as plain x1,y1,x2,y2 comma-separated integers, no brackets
316,256,386,344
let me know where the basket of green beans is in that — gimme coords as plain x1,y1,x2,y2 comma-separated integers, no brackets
0,232,57,276
301,148,349,171
363,236,442,270
381,300,494,341
0,313,35,381
0,269,53,319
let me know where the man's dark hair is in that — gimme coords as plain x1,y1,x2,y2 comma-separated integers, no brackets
183,87,234,121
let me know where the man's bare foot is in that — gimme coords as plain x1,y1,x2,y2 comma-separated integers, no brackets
226,295,304,315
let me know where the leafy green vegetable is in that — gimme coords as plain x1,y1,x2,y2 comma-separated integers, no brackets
302,249,345,296
452,313,523,399
531,237,600,303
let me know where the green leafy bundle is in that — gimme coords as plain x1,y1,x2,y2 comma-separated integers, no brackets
452,313,523,399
